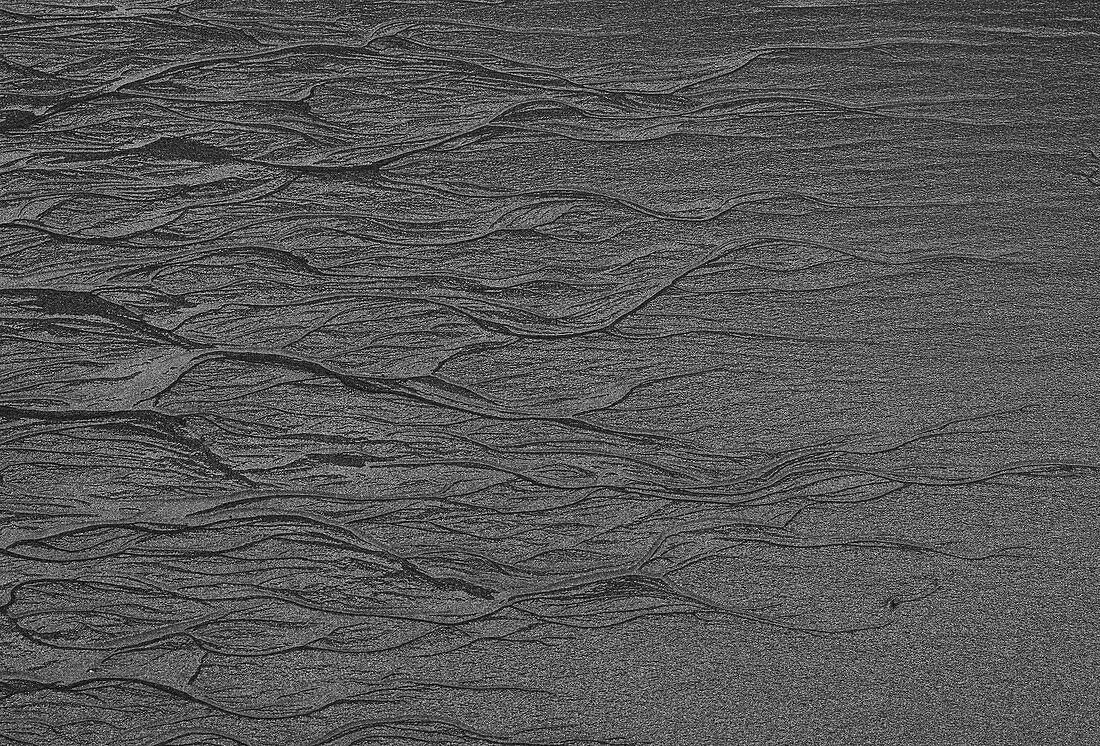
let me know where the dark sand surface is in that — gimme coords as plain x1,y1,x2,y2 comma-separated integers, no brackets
1,1,1098,743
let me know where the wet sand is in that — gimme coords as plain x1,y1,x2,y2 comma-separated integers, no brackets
1,1,1098,743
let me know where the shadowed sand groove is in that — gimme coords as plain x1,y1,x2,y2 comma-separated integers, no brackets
2,1,1100,744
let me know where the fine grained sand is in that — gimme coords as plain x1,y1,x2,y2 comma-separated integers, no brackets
1,1,1098,744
